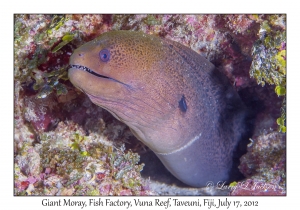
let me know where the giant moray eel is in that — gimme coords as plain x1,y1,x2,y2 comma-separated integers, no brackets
68,30,248,187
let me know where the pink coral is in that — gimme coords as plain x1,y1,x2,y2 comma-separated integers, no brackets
238,131,286,192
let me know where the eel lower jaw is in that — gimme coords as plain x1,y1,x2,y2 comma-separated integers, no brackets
69,64,131,88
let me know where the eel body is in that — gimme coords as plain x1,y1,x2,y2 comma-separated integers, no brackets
68,30,247,187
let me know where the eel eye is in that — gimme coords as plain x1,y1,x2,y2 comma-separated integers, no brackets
99,49,110,62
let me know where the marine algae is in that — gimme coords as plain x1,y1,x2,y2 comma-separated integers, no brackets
249,15,286,132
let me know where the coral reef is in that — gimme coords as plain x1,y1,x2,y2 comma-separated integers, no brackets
15,121,153,195
230,131,286,195
14,14,286,195
249,15,286,132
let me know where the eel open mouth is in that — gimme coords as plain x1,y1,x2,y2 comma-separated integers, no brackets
69,64,130,88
